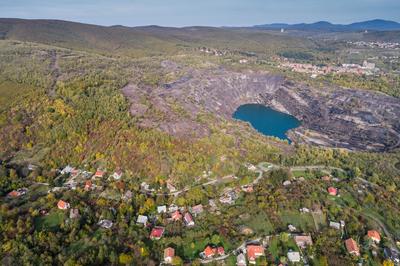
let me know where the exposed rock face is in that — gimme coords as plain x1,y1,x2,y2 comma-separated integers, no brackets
123,65,400,152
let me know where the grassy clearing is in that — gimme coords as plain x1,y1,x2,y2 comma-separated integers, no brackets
244,212,274,235
279,210,315,232
35,211,65,231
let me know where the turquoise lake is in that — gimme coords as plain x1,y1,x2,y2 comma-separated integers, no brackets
233,104,301,142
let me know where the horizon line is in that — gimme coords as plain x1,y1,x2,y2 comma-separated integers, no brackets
0,17,399,29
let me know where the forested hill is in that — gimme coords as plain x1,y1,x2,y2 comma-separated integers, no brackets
0,18,311,57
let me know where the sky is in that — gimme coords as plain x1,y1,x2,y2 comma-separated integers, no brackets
0,0,399,27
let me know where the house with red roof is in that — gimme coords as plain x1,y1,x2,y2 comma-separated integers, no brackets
184,212,195,226
7,190,20,198
367,230,381,243
201,245,225,259
171,210,182,221
203,246,216,258
150,226,165,240
345,238,360,256
84,180,92,191
217,246,225,256
328,187,338,196
164,247,175,263
57,200,70,210
246,245,264,264
93,170,105,178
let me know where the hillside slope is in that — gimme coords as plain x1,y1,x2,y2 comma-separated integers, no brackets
0,18,313,57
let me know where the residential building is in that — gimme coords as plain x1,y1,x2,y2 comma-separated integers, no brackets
294,235,313,249
7,190,20,198
345,238,360,256
329,221,341,230
203,246,215,258
150,227,165,240
287,251,301,263
137,215,148,225
191,204,204,215
93,170,105,178
237,253,247,266
98,219,113,229
57,200,70,210
157,205,167,214
288,224,297,232
217,246,225,256
367,230,381,244
184,212,195,226
328,187,338,196
84,180,92,191
69,208,80,219
112,169,123,180
246,245,264,264
171,210,182,221
164,247,175,263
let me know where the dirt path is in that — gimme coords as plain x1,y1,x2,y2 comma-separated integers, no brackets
48,50,61,98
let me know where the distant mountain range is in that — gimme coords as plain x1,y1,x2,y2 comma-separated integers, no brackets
254,19,400,31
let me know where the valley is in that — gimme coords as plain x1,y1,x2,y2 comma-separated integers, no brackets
0,18,400,266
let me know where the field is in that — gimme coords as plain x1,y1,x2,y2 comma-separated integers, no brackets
34,211,65,231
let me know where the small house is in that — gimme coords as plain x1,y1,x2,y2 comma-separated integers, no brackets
203,246,216,258
69,208,80,219
7,190,20,198
283,180,292,186
287,251,301,263
150,226,165,240
294,235,313,249
93,170,105,179
328,187,338,196
329,221,341,230
171,210,182,221
164,247,175,263
246,245,264,264
157,205,167,214
137,215,148,226
98,219,113,229
367,230,381,244
184,212,195,226
288,224,297,232
57,200,70,210
237,253,247,266
217,246,225,256
191,204,204,215
112,169,123,180
84,180,92,191
345,238,360,256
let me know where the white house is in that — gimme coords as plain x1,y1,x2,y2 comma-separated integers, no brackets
137,215,148,225
157,205,167,214
288,251,301,263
